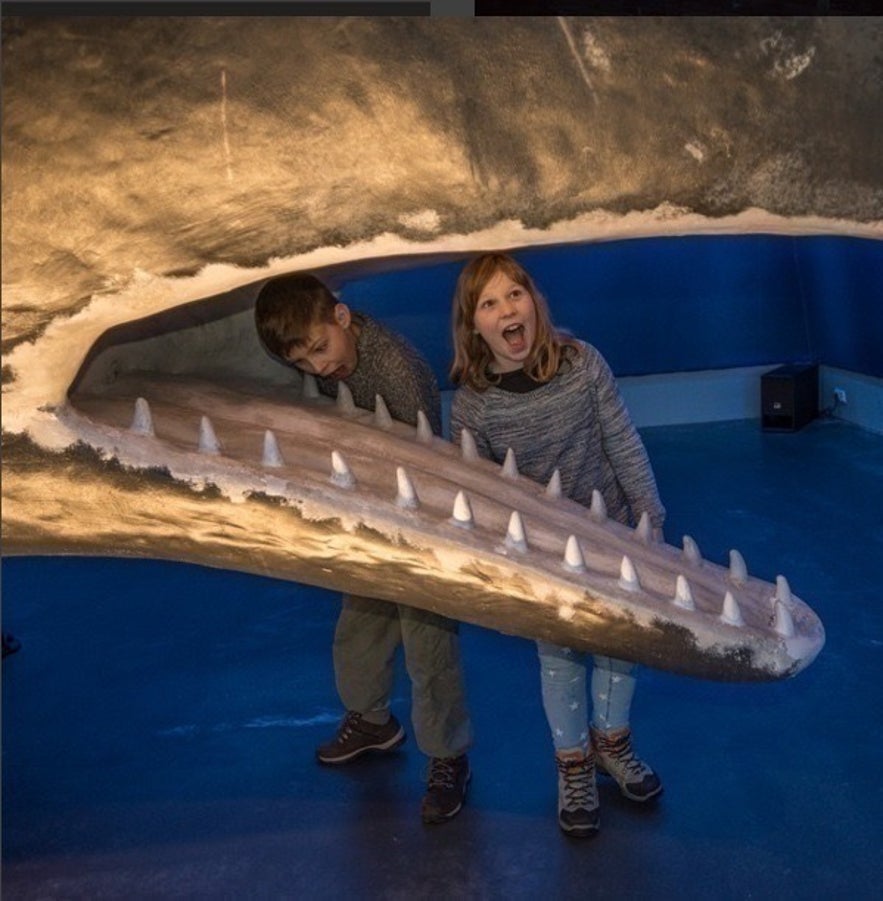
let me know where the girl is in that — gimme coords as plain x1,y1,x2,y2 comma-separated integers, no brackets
450,252,665,838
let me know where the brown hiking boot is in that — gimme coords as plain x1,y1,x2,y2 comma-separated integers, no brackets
316,711,405,765
421,754,471,824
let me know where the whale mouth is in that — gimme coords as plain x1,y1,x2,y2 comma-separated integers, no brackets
67,278,295,405
49,259,826,686
60,256,439,477
64,252,461,418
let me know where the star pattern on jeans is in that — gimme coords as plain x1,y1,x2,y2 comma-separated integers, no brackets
569,700,580,711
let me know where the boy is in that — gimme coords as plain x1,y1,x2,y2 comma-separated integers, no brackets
254,272,473,824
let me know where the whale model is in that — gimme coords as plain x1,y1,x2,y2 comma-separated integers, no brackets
8,15,877,684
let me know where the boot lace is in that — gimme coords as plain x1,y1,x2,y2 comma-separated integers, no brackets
427,757,459,790
557,757,594,807
334,711,362,744
596,732,650,779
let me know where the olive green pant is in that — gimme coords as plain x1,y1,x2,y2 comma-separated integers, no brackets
333,594,473,759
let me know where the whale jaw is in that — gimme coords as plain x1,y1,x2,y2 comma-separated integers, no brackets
0,367,824,684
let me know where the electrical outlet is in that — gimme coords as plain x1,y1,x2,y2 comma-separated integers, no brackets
834,388,848,405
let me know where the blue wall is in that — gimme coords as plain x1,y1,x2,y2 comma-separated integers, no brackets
338,235,882,389
795,237,882,378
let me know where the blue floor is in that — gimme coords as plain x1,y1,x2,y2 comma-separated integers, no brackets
3,418,883,900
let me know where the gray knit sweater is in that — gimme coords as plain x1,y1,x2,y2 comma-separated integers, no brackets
318,314,442,435
450,342,665,529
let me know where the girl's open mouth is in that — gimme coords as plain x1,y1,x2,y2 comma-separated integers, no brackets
502,324,525,347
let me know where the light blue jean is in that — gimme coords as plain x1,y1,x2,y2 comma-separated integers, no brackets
536,641,637,753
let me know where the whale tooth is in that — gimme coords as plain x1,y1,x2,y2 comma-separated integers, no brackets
673,574,695,610
262,430,284,467
374,394,393,430
773,575,795,637
130,397,155,436
330,450,355,488
776,575,793,605
451,490,474,527
502,448,519,479
720,591,744,626
198,416,221,454
302,372,319,399
460,428,479,462
729,549,748,585
590,489,607,523
336,381,356,414
682,535,703,566
395,466,419,509
505,511,527,552
635,511,653,544
619,555,640,591
564,535,585,571
773,598,796,638
416,410,434,444
545,469,562,499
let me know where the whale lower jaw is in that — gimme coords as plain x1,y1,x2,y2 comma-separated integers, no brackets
2,369,824,683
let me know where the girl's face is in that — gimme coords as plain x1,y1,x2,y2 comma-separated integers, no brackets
473,268,537,373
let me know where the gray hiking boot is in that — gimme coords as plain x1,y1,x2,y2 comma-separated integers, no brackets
590,726,663,802
555,749,600,837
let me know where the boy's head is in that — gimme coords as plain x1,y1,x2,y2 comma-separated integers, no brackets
254,272,359,380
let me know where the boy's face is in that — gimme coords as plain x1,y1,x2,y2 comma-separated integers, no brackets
284,303,359,380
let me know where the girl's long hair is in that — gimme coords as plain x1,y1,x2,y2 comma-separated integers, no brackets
449,252,579,390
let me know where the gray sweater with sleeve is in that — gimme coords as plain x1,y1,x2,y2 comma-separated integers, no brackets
317,313,442,436
450,342,665,529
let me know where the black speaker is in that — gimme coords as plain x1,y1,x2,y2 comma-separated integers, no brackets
761,363,819,432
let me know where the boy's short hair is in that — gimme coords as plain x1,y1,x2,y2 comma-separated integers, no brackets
254,272,338,361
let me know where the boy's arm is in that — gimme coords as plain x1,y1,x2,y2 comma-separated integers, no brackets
359,321,442,433
386,373,441,435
